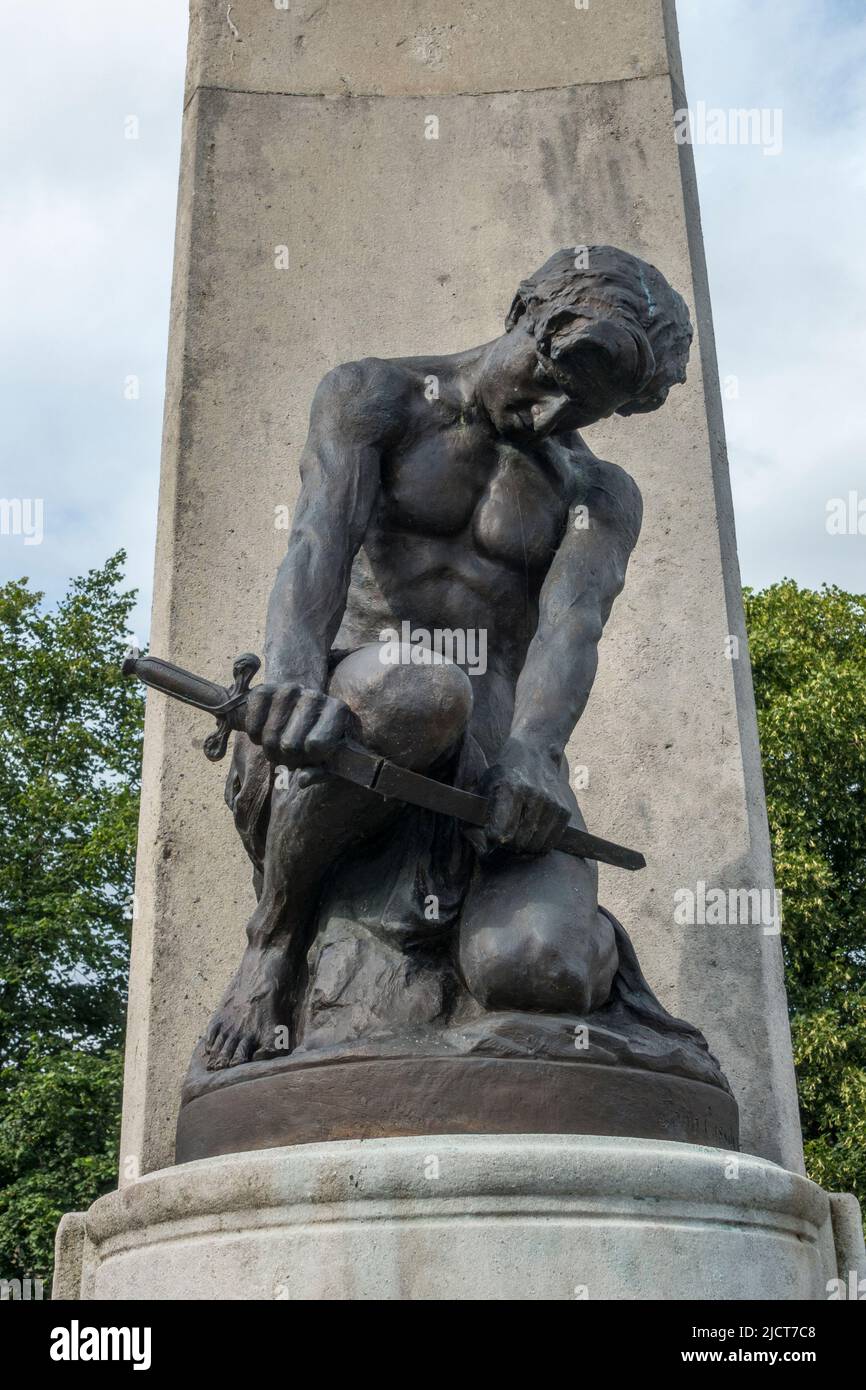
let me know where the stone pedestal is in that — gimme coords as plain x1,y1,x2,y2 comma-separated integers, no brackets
54,1136,863,1301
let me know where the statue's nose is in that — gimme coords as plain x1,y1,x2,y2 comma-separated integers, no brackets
531,395,570,434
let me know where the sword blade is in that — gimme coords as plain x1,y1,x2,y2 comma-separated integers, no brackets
333,744,645,871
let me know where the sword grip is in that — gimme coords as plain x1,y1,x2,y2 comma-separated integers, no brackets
122,653,230,711
120,651,645,869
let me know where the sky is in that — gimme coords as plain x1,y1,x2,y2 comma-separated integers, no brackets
1,0,864,636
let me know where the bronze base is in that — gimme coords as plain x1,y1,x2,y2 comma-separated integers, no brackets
175,1054,739,1163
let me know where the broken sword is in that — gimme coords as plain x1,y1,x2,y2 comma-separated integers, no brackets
122,648,646,872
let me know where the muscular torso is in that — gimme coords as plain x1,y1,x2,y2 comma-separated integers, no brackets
335,359,585,687
266,352,637,760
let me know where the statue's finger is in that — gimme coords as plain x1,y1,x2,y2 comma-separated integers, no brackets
262,685,301,761
304,698,350,760
516,795,547,852
488,783,520,845
244,684,275,743
279,691,323,761
526,801,563,854
461,825,489,858
296,766,329,789
550,803,572,850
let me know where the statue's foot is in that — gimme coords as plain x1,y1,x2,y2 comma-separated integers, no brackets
204,946,288,1069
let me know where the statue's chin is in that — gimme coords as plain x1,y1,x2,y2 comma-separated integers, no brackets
496,413,535,443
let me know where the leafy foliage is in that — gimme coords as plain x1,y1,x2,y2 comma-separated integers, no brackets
0,554,142,1284
745,581,866,1202
0,1049,122,1284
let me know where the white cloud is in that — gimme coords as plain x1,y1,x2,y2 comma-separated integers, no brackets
677,0,866,590
0,0,187,632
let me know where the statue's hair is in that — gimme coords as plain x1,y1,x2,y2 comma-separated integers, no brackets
506,246,693,406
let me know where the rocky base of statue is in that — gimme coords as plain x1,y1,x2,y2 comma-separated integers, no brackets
177,886,739,1161
54,1135,866,1301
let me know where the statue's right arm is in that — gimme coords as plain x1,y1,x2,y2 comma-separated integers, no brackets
246,361,393,767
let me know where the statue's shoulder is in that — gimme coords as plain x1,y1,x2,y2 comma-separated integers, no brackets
314,357,415,411
308,357,415,444
560,433,643,542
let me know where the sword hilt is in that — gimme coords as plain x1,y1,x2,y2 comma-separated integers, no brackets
202,653,261,761
122,648,260,761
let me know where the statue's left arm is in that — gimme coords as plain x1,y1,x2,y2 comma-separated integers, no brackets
510,455,643,758
478,456,642,855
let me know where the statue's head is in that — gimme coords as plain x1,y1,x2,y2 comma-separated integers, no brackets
478,246,693,440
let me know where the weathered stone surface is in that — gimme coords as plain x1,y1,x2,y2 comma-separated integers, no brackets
120,0,801,1178
186,0,672,100
77,1136,838,1301
51,1212,87,1301
828,1192,866,1286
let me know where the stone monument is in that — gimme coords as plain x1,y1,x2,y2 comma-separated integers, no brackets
52,0,864,1300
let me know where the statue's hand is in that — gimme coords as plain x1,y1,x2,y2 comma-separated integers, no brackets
474,738,572,855
244,682,352,768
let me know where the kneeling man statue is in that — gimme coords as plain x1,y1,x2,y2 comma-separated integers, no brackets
127,245,738,1157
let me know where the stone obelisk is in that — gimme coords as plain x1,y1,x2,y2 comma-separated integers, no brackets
52,0,864,1300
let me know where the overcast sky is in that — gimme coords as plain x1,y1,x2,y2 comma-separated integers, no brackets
2,0,864,635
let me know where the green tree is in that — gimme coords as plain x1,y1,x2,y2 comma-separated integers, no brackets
0,553,143,1285
745,580,866,1204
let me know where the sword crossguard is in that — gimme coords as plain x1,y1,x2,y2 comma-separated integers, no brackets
202,652,261,762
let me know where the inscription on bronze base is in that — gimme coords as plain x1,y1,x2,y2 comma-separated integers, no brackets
176,1057,739,1163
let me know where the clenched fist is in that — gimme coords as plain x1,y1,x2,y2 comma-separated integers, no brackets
472,738,572,856
244,682,352,767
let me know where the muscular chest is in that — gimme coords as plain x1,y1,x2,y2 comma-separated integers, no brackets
381,427,571,571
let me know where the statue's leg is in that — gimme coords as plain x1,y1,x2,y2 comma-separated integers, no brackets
458,766,618,1015
205,645,473,1067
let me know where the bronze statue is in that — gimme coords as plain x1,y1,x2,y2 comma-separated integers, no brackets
127,247,738,1157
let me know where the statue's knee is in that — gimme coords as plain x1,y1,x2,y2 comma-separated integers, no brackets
460,924,589,1013
328,643,473,768
460,906,616,1015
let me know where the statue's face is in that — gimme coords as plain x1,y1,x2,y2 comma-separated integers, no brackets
617,349,688,415
478,319,651,442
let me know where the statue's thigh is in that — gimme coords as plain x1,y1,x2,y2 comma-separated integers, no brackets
458,847,616,1015
328,644,473,769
